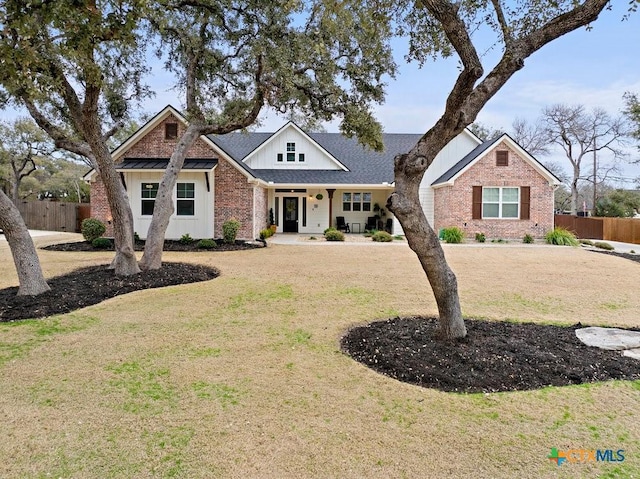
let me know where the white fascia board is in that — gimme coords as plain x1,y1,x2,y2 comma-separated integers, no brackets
111,105,187,162
242,122,350,172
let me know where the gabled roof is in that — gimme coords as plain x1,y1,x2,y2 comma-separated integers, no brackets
431,133,561,187
208,131,422,185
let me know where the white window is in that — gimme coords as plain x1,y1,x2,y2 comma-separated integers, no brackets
141,183,159,215
342,192,371,212
176,182,195,216
482,187,519,218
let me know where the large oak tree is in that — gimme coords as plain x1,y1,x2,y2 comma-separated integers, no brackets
138,0,394,269
387,0,616,339
0,0,151,276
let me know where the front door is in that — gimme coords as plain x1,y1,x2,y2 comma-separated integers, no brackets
283,197,299,233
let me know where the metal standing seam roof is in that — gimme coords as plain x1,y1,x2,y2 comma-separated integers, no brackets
207,132,423,184
116,158,219,170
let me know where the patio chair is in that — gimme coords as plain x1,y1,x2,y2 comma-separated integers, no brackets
336,216,350,233
365,216,377,232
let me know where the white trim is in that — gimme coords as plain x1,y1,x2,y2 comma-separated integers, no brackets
241,122,350,171
84,105,257,183
439,134,561,187
481,186,521,219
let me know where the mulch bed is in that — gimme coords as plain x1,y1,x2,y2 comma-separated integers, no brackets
588,249,640,264
0,263,219,322
42,239,265,252
341,317,640,393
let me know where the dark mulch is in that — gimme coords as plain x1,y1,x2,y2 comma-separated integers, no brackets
588,248,640,264
42,239,265,253
0,263,219,322
341,316,640,393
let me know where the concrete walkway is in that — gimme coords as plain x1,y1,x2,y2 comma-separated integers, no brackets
0,229,70,241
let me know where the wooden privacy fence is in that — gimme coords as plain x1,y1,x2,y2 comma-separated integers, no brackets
17,201,91,233
554,215,640,245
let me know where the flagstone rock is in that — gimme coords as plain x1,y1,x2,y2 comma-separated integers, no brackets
575,327,640,351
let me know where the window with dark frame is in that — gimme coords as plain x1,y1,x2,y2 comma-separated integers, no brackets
165,123,178,140
298,153,305,162
496,150,509,166
141,183,159,215
277,153,283,162
342,192,371,211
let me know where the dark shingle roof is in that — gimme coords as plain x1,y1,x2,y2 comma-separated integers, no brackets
207,131,422,184
117,158,218,170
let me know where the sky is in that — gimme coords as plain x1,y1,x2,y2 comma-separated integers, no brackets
4,3,640,186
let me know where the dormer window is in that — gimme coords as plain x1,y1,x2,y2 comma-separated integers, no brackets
276,142,305,163
165,123,178,140
286,142,296,162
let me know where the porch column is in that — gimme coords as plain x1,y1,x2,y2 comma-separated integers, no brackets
326,189,335,229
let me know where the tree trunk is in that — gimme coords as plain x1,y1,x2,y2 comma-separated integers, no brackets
570,177,579,216
139,123,203,271
82,119,140,276
388,153,466,339
0,189,50,295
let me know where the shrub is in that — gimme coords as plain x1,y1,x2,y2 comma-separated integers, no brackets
393,235,404,241
522,234,534,244
441,226,464,244
594,241,614,251
363,229,377,238
81,218,106,242
324,229,345,241
631,250,636,254
579,239,595,246
475,232,486,243
179,233,194,245
371,231,393,242
134,231,141,243
197,239,217,249
491,238,506,243
259,228,274,240
544,227,579,246
91,237,112,249
222,218,241,243
324,226,337,235
309,236,317,240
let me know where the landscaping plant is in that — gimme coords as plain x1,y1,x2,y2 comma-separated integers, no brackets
91,237,112,249
441,227,464,244
371,231,393,242
223,218,241,244
324,229,345,241
81,218,106,243
197,239,217,249
522,234,534,244
544,227,579,246
475,232,486,243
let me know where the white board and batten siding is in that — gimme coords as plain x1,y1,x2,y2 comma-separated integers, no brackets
244,126,344,171
124,171,213,240
418,132,481,225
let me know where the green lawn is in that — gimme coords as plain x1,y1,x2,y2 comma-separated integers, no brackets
1,237,639,478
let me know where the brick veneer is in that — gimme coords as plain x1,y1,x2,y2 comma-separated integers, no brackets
433,141,555,239
90,113,259,239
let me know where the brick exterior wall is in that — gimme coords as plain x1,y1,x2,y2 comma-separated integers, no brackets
213,157,255,239
433,141,555,239
90,178,114,237
90,112,260,240
253,186,269,238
